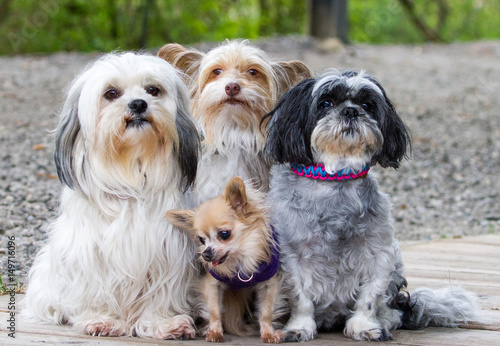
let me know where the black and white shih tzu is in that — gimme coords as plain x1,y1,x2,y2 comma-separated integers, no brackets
23,53,201,339
264,70,479,342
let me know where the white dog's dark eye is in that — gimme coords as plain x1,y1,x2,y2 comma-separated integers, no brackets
319,100,334,109
198,236,205,245
217,230,231,241
213,68,223,76
146,86,160,97
248,69,259,76
104,88,120,100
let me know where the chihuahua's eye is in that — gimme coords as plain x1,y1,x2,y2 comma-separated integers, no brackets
198,236,205,245
248,69,259,76
319,100,334,109
217,230,231,241
213,68,223,76
104,88,120,100
146,86,160,97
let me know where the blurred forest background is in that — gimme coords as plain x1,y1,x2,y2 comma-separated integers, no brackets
0,0,499,55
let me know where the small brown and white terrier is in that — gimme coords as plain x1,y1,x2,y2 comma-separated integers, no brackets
166,177,283,343
158,40,311,203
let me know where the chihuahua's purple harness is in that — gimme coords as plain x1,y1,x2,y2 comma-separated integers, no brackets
208,226,279,290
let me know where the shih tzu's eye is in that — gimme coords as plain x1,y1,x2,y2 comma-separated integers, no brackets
362,103,373,111
146,86,160,97
104,88,120,100
217,230,231,241
248,69,259,76
198,236,205,245
319,100,334,109
213,68,223,76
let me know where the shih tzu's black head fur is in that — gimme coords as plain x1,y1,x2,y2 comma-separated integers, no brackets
263,70,411,170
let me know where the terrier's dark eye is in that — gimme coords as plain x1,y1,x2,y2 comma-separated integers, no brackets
213,68,223,76
248,69,259,76
217,230,231,241
198,236,205,245
104,88,120,100
146,86,160,97
319,100,334,109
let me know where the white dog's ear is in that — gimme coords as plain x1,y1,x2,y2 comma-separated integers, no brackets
54,89,82,190
166,209,196,231
174,82,200,191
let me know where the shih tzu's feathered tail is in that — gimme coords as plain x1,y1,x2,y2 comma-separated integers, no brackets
394,286,480,330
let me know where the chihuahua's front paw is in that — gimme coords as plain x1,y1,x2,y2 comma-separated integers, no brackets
344,313,392,341
261,329,284,343
206,328,223,343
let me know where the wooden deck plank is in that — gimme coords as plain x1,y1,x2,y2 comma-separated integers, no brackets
1,234,499,345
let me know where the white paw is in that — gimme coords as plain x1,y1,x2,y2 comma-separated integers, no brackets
283,316,317,342
344,313,392,341
83,320,128,337
152,314,196,340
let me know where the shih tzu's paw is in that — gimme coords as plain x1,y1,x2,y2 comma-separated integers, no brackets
344,313,392,341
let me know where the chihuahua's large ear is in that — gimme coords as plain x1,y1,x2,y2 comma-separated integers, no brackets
224,177,248,214
274,60,312,94
166,209,196,231
366,76,412,169
157,43,203,79
263,78,316,165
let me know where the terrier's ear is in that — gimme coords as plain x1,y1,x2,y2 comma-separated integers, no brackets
273,60,312,96
166,209,196,231
224,177,248,214
157,43,203,79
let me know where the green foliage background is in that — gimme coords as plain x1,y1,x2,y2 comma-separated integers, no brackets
0,0,499,55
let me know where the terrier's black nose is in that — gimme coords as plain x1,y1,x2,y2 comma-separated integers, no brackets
202,248,214,262
342,107,359,118
128,99,148,114
225,82,241,97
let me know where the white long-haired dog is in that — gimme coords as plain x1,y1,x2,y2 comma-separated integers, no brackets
264,70,479,342
158,40,311,203
23,52,201,339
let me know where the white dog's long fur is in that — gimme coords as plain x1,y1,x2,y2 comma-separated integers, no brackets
23,52,201,339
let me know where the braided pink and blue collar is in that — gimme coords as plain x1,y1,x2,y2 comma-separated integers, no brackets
290,163,370,181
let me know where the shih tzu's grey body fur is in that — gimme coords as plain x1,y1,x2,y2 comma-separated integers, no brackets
264,70,479,342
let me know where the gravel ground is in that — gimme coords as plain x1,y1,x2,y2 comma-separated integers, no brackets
1,36,499,282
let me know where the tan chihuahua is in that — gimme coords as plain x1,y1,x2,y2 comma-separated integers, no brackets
166,177,283,343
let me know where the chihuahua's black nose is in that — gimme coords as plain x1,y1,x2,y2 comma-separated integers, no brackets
342,107,359,118
202,247,214,262
128,99,148,114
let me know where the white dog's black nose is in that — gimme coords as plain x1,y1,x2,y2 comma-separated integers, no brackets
342,107,359,118
129,99,148,114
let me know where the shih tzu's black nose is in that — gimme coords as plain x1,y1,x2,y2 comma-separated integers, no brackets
202,247,214,262
128,99,148,114
342,107,359,118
